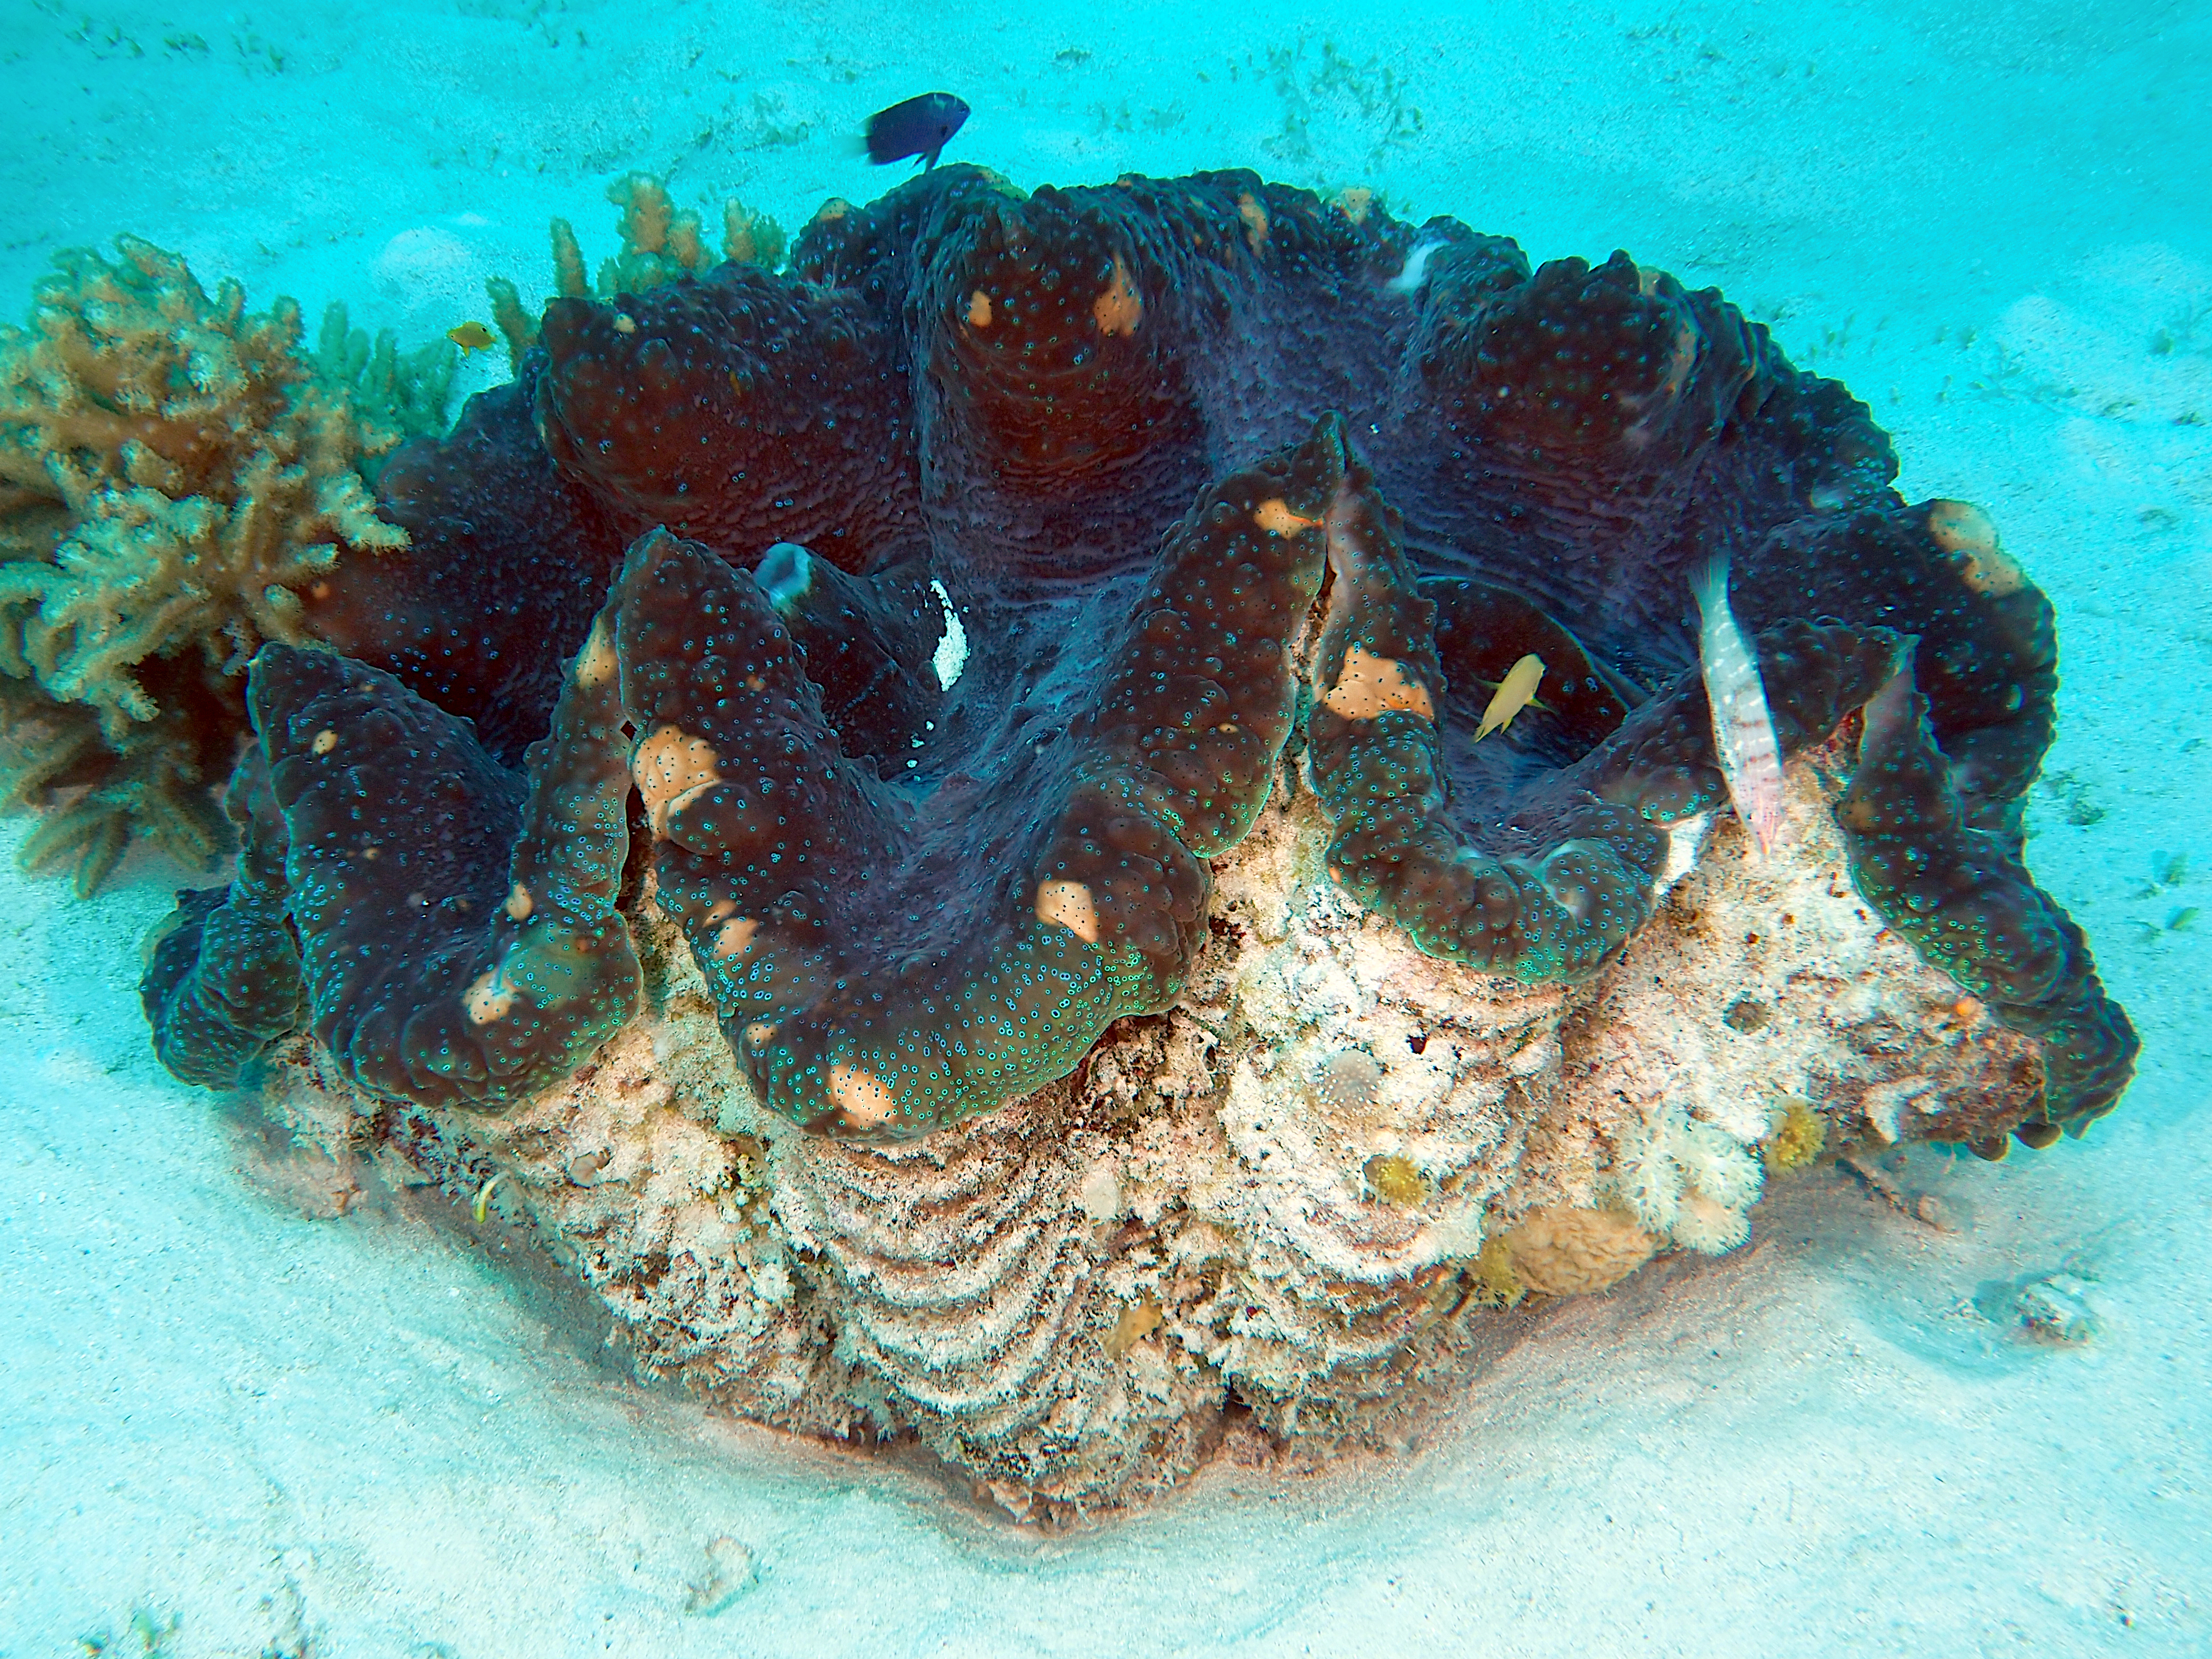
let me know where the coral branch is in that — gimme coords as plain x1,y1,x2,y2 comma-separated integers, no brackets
0,235,448,890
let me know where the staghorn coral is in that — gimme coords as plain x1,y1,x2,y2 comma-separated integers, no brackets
484,172,788,372
92,165,2143,1512
310,301,454,457
0,236,449,891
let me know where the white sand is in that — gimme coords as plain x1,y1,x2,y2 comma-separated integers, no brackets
3,2,2208,1652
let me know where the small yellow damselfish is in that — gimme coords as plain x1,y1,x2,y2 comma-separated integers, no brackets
447,320,496,355
1474,653,1545,740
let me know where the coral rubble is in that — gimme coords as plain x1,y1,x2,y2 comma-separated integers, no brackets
74,166,2138,1513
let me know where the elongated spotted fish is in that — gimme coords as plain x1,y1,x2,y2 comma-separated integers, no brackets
1691,554,1785,855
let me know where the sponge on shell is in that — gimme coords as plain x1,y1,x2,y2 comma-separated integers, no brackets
1504,1206,1658,1297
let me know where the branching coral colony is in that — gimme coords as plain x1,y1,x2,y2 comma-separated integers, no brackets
0,236,448,892
26,165,2142,1515
0,175,772,894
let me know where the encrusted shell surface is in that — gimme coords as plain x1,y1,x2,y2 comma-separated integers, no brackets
263,760,2045,1518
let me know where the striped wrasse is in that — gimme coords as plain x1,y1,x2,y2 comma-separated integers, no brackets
1690,554,1785,856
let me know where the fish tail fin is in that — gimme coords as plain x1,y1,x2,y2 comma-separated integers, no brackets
1749,789,1786,858
1689,551,1732,620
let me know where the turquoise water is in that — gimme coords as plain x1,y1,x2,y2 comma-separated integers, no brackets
3,3,2208,1653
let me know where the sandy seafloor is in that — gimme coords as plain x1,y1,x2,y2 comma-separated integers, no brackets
2,0,2209,1653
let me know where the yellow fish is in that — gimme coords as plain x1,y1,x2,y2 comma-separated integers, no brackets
447,320,497,356
1474,653,1545,740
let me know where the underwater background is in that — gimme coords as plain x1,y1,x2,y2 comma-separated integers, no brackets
2,0,2207,1653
